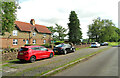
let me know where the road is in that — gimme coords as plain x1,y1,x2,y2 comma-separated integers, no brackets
54,47,118,76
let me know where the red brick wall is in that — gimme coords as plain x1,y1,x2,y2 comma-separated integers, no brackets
2,38,50,48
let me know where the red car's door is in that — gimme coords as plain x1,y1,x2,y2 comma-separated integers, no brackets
31,47,44,59
39,47,49,58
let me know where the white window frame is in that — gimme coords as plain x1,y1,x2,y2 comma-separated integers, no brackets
43,34,46,37
13,39,18,45
33,32,36,36
33,39,36,44
43,40,46,44
13,30,17,36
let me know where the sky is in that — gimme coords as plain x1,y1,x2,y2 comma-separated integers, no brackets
17,0,119,39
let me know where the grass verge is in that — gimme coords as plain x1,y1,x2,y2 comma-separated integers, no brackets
108,42,120,46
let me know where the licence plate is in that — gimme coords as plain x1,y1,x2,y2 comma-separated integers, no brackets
20,53,23,55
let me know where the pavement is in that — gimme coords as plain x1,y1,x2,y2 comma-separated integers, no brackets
2,46,109,76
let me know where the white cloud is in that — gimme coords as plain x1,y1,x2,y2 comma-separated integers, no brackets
17,0,119,39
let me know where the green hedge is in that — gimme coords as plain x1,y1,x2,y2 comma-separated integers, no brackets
41,43,50,48
54,41,64,45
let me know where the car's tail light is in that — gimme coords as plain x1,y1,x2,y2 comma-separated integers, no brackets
58,47,62,49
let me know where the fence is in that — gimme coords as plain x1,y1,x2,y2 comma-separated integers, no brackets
74,43,91,48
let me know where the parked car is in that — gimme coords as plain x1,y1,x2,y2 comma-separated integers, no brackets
100,42,108,46
53,43,75,55
91,42,100,48
17,46,54,63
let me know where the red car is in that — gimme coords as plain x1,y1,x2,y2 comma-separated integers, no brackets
17,46,54,63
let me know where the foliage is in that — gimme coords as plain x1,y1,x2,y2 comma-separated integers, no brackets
55,24,67,40
48,24,67,41
82,39,89,43
107,42,119,46
41,43,50,48
87,17,119,42
1,1,17,35
68,11,82,44
54,41,64,45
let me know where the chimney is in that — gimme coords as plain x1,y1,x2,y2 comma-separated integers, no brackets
30,19,35,25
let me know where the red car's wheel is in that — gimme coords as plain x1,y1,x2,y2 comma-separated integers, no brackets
49,53,53,58
30,56,36,63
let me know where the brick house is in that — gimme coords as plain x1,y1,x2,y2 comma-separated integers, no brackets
1,19,52,48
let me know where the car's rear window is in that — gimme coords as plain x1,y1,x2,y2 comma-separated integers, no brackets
56,44,68,47
91,43,96,44
19,48,28,51
56,45,63,47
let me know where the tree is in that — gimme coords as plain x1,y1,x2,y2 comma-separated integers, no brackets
47,24,67,41
1,1,17,35
87,17,118,42
115,27,120,41
55,24,67,41
68,11,82,44
87,17,103,42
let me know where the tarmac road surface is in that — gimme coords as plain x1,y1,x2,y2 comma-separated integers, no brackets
54,47,118,76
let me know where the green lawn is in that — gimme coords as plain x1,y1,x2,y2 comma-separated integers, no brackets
108,42,120,46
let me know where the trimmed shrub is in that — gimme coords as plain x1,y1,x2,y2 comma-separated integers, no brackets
54,41,64,45
41,43,50,48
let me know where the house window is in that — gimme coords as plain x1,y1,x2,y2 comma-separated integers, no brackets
13,30,17,36
23,39,25,42
33,32,36,36
33,39,36,44
26,39,29,44
43,40,46,44
43,34,46,37
13,39,18,45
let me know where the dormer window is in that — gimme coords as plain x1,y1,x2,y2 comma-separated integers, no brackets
33,32,36,36
13,30,17,36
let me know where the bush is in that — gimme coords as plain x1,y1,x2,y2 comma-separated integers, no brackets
10,48,15,52
54,41,64,45
41,43,50,48
108,42,118,46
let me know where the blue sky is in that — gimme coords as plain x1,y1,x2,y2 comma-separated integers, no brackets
17,0,119,39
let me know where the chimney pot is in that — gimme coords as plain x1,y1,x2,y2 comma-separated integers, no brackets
30,19,35,25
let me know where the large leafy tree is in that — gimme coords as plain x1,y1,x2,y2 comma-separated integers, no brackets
115,27,120,41
87,17,103,42
68,11,82,44
1,1,17,35
87,17,118,42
